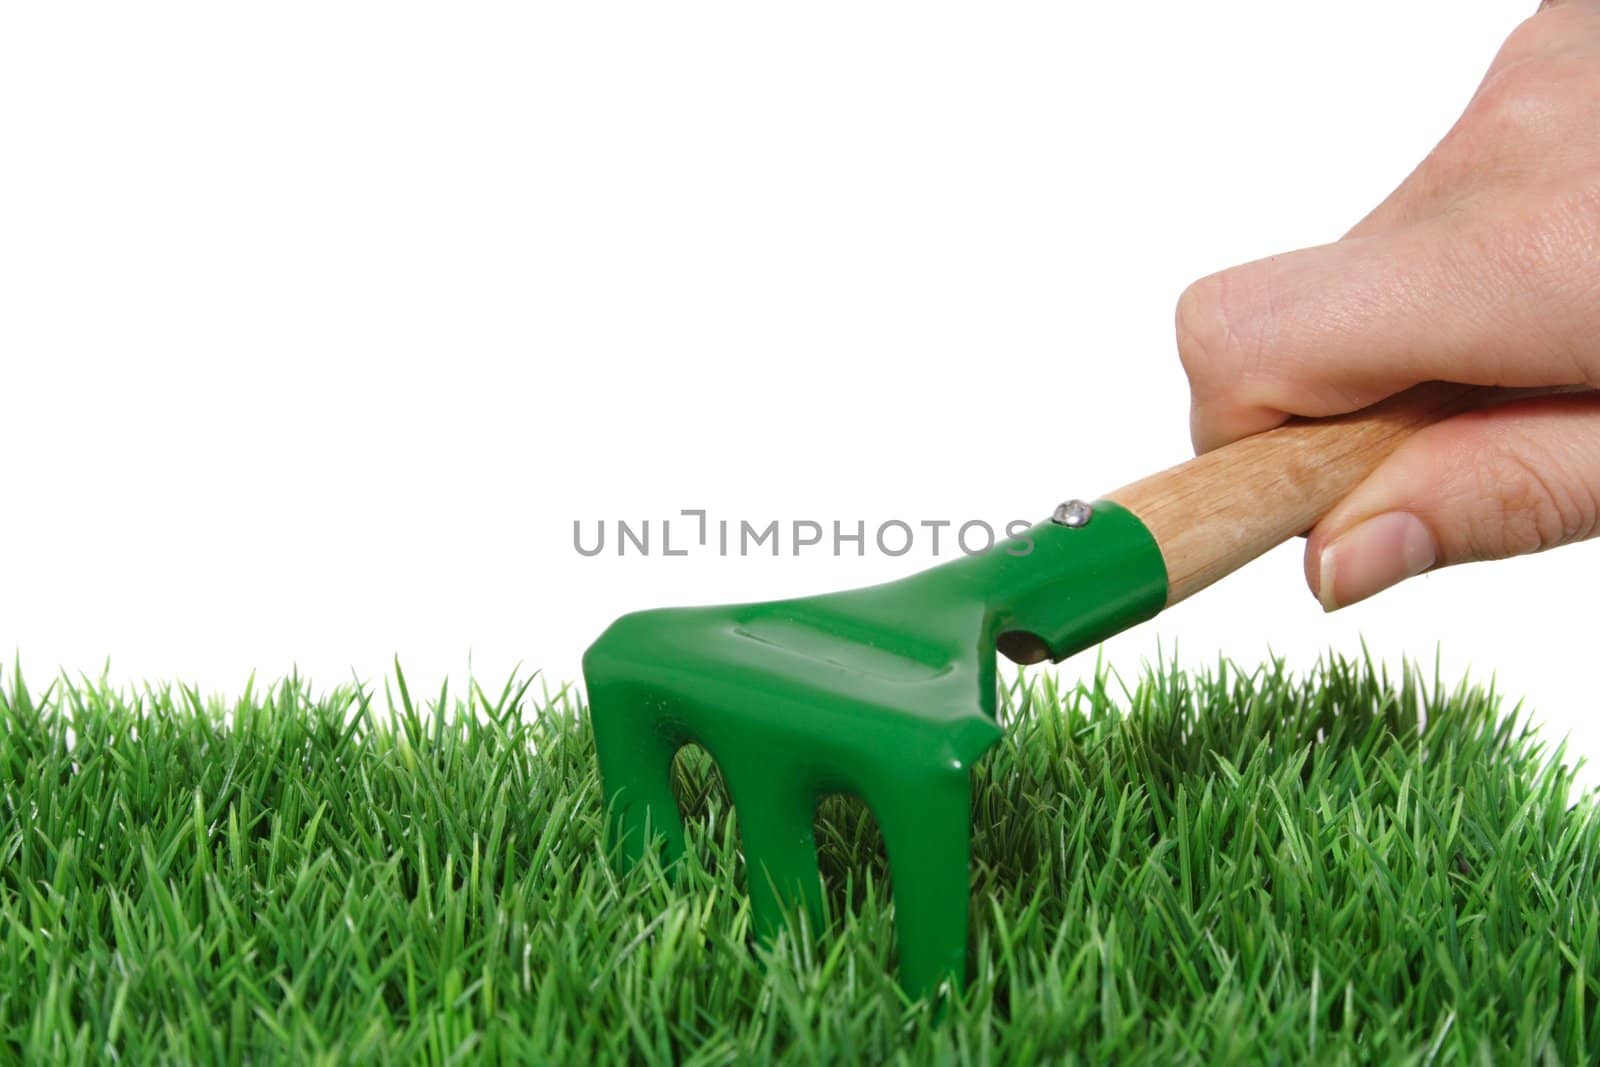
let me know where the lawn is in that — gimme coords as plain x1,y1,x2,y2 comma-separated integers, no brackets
1,655,1597,1064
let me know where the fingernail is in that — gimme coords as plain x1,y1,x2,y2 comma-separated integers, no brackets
1316,512,1437,611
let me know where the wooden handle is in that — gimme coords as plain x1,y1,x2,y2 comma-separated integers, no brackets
1105,383,1502,606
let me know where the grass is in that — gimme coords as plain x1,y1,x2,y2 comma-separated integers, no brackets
1,655,1597,1064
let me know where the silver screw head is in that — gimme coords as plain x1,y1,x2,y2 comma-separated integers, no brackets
1051,499,1094,528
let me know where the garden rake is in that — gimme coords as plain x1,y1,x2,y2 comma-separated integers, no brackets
584,383,1513,996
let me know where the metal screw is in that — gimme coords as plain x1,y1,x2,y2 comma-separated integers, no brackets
1051,499,1094,528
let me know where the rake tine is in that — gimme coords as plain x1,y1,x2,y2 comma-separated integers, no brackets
589,682,688,869
721,761,825,942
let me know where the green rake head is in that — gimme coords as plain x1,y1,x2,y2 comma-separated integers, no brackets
583,501,1167,996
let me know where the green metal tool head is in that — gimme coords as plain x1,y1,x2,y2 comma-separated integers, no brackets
583,500,1167,996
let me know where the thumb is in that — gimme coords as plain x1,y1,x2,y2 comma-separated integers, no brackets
1307,392,1600,609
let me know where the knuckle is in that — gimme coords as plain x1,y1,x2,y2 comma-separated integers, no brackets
1461,45,1594,156
1467,69,1560,147
1466,430,1597,557
1175,271,1250,393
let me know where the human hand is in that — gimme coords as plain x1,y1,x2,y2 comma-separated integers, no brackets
1175,0,1600,610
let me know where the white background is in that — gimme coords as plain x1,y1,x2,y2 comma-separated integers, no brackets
4,4,1595,778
